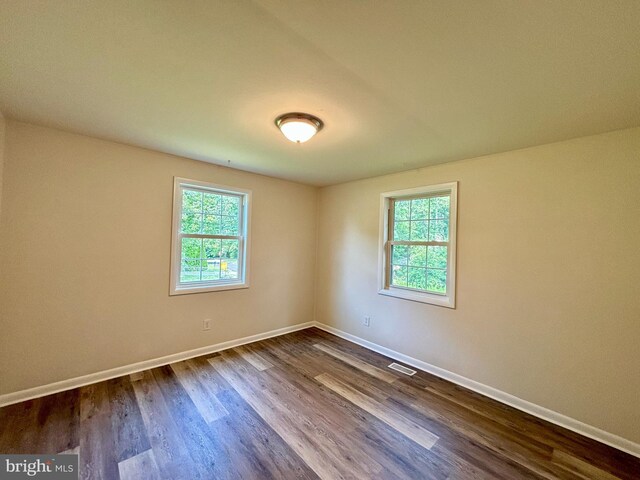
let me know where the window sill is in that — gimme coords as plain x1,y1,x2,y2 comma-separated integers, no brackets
378,287,455,308
170,282,249,296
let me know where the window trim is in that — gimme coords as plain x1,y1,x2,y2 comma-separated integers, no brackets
378,182,458,308
170,177,252,295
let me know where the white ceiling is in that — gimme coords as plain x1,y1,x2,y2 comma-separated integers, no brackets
1,1,639,186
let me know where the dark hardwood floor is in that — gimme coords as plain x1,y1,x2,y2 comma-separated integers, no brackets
1,327,638,479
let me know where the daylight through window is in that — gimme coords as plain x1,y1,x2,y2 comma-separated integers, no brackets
171,178,251,295
380,182,457,307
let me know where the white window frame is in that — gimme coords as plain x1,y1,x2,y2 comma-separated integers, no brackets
170,177,251,295
378,182,458,308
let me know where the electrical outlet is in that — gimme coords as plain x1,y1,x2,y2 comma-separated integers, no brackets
363,316,370,327
203,319,211,331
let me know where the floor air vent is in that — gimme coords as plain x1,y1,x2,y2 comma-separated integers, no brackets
388,362,417,376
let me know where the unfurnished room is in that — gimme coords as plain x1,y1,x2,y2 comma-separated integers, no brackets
0,1,639,479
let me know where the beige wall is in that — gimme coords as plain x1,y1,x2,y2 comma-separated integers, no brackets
316,127,640,444
0,112,5,217
0,121,317,394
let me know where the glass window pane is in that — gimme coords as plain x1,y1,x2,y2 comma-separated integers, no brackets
394,200,410,221
408,267,427,290
181,213,202,234
203,239,222,259
197,259,209,280
426,269,447,294
181,238,202,260
221,216,239,236
391,265,408,287
427,246,448,269
202,215,221,235
220,260,236,280
410,198,429,220
222,195,240,218
392,245,408,266
428,219,448,241
408,245,427,267
429,195,450,220
221,239,239,279
182,189,203,213
393,221,410,241
202,267,221,281
180,259,202,283
203,193,221,214
410,220,429,241
221,239,239,260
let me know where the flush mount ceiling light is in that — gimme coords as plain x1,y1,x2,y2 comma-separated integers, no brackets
275,112,324,143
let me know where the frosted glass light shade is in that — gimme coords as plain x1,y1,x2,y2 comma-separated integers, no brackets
280,120,317,143
275,113,324,143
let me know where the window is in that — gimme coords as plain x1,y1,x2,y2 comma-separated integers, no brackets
170,177,251,295
379,182,457,308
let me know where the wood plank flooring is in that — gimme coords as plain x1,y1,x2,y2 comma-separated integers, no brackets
0,327,638,479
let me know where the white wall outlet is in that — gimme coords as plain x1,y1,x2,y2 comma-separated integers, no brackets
363,316,371,327
203,319,211,331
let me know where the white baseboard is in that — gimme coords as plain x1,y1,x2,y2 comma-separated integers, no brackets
0,321,314,408
313,322,640,459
